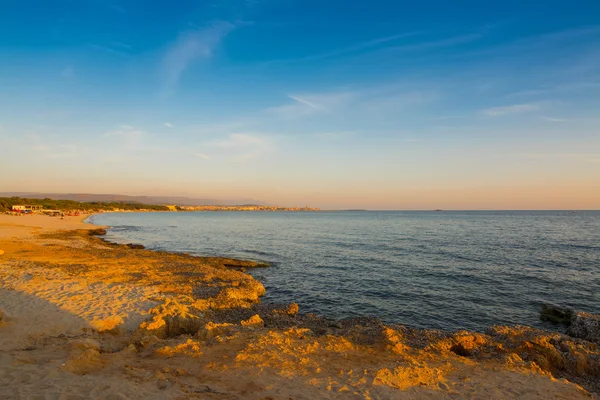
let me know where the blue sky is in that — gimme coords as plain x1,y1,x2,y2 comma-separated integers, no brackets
0,0,599,209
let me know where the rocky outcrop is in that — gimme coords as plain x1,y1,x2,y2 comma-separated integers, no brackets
63,339,105,375
125,243,145,249
139,298,204,339
241,314,264,328
568,312,600,343
540,304,573,326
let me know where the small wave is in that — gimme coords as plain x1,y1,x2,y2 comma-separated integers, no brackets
110,225,143,232
242,249,278,258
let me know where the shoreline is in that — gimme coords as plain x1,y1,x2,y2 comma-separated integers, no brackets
1,214,599,399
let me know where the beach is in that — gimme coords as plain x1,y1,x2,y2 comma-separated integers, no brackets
0,214,598,399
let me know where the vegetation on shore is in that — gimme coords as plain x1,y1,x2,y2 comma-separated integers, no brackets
0,196,320,213
0,196,169,213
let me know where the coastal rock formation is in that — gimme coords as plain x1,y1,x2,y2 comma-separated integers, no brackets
485,325,600,391
197,322,236,340
63,339,105,375
568,312,600,343
286,303,299,316
1,215,598,399
139,298,204,339
540,304,574,326
241,314,264,327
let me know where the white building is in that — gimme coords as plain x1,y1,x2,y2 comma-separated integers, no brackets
12,205,43,212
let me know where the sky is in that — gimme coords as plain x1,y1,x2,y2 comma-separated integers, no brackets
0,0,599,209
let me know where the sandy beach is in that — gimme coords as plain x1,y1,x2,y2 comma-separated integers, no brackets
0,214,598,399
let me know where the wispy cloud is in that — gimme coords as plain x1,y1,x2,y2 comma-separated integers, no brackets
163,22,236,92
110,41,132,50
195,153,211,160
264,84,439,122
164,122,174,128
104,125,146,145
510,152,600,163
287,95,320,109
506,81,600,98
481,103,541,117
207,133,274,163
88,43,130,57
31,143,82,159
279,31,423,64
542,116,568,123
267,92,356,119
211,133,269,148
384,33,483,53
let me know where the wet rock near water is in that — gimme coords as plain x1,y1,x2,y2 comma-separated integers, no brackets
125,243,145,250
540,304,574,326
567,312,600,343
205,257,269,269
86,228,107,236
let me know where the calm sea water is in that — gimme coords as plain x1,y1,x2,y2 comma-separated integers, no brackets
89,211,600,332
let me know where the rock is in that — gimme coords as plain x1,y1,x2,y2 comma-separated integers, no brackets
197,322,236,340
154,370,167,380
175,368,189,376
69,339,101,352
139,299,203,339
567,312,600,343
449,331,488,357
63,348,105,375
126,243,145,250
88,228,107,236
540,304,573,326
286,303,299,317
0,250,4,255
241,314,264,327
120,344,137,355
140,335,161,348
91,316,124,333
63,339,105,374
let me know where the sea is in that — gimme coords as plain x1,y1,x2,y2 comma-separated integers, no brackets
88,211,600,332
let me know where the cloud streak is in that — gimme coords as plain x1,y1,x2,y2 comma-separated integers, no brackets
383,33,483,53
267,92,356,119
481,103,541,117
205,133,274,163
104,125,146,147
287,31,423,63
542,116,568,123
163,22,235,92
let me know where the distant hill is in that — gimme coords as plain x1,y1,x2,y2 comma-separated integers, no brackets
0,192,268,207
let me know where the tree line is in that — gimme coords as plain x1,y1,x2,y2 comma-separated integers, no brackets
0,197,169,212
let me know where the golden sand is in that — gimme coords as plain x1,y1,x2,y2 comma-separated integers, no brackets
0,214,598,399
